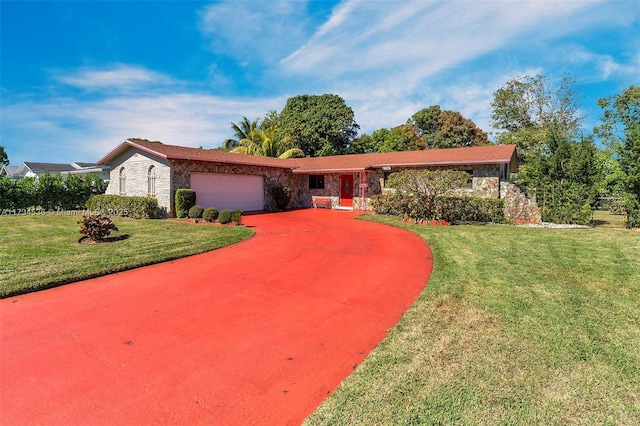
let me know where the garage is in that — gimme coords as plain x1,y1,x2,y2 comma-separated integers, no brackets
190,172,264,211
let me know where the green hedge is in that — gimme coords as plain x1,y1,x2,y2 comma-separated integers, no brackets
86,194,160,219
0,173,107,211
370,192,504,224
175,189,196,218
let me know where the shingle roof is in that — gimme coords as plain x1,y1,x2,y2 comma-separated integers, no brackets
22,162,78,173
292,144,518,173
98,139,295,169
98,140,517,173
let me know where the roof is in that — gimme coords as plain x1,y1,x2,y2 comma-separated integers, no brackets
21,162,78,173
98,139,296,170
72,162,99,169
291,144,518,173
98,139,517,173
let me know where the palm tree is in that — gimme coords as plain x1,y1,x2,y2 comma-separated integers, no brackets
222,117,259,150
231,126,304,159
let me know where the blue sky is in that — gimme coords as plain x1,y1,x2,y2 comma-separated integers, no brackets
1,0,638,164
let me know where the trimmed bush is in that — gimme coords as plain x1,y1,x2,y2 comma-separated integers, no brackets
436,196,505,224
270,185,291,211
218,209,232,224
86,194,160,219
371,192,504,224
78,213,118,241
231,209,243,225
188,205,204,219
175,189,196,218
203,207,219,222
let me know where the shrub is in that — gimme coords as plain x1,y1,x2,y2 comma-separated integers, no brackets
371,192,504,224
78,214,118,241
218,209,232,224
203,207,219,222
231,209,243,225
270,185,291,211
175,189,196,218
188,205,204,219
87,194,160,219
436,196,505,223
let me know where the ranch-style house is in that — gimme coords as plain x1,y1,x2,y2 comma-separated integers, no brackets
98,139,540,221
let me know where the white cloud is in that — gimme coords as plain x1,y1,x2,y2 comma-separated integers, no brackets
2,91,286,163
53,64,174,92
198,0,311,65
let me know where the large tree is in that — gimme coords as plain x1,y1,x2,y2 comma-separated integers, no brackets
278,94,359,157
594,85,640,199
231,126,304,159
0,146,8,166
490,75,582,163
408,105,489,149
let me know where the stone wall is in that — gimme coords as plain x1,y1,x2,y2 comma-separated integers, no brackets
104,149,172,216
500,182,541,223
171,160,299,214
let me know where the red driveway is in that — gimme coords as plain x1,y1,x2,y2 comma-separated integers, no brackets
0,209,432,425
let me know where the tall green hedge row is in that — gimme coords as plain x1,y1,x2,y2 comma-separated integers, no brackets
0,173,107,211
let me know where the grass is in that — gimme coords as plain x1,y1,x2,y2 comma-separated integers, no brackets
593,209,627,228
0,213,254,298
306,216,640,425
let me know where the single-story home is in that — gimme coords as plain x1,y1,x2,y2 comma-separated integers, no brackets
98,139,540,221
1,162,111,181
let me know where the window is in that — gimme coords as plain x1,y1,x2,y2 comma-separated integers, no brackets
119,167,126,195
147,165,156,197
309,175,324,189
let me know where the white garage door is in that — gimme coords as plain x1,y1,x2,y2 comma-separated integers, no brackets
190,172,264,211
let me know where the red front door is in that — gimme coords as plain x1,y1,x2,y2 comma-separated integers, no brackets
340,174,353,207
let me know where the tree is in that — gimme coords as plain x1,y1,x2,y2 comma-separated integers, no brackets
408,106,489,149
0,146,8,166
521,126,598,225
231,126,304,159
594,85,640,199
278,94,359,157
378,124,426,152
223,117,259,150
491,75,582,163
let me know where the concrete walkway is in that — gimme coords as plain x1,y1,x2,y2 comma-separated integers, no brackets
0,209,432,425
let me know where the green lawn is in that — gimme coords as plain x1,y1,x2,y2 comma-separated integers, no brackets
306,216,640,425
0,213,254,298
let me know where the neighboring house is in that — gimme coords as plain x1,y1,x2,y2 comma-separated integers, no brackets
98,139,540,222
1,162,110,181
0,165,20,179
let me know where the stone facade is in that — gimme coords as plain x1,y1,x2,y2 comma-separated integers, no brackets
105,147,540,221
104,149,172,216
500,182,542,223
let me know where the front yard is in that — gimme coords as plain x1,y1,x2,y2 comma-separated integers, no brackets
306,216,640,425
0,213,254,298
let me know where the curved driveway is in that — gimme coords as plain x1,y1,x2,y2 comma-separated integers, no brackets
0,209,432,425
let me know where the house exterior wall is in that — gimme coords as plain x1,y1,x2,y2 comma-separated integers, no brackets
348,164,503,210
104,149,172,216
170,160,298,214
103,147,537,219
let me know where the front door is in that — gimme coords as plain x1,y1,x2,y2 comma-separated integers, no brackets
340,174,353,207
